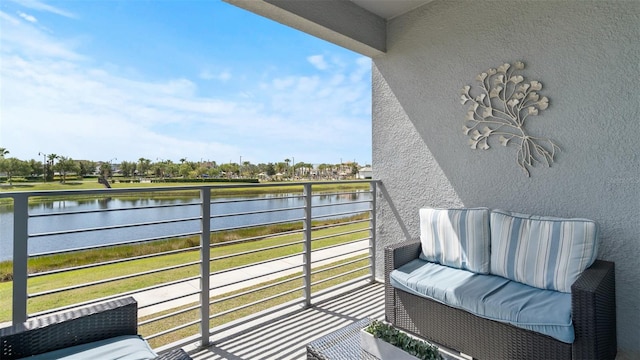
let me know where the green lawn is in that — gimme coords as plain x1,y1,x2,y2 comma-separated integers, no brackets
0,220,370,322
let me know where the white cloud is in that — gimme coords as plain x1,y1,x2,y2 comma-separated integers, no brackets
0,11,84,60
0,9,371,165
199,69,232,82
351,56,371,83
17,11,37,23
271,77,295,90
0,54,252,161
9,0,75,18
0,11,20,25
307,54,328,70
296,76,320,93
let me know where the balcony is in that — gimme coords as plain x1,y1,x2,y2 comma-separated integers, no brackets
0,180,382,358
189,283,385,359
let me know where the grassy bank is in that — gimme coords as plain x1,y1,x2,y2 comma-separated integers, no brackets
0,179,370,193
0,214,371,321
0,213,368,281
0,180,369,205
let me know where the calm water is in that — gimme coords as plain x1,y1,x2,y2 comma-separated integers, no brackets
0,192,370,261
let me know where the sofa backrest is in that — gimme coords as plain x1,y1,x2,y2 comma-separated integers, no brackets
419,207,491,274
489,209,599,293
418,207,599,293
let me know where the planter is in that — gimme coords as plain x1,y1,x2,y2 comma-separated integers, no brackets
360,320,442,360
360,329,421,360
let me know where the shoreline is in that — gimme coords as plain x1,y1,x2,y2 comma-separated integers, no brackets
0,180,369,206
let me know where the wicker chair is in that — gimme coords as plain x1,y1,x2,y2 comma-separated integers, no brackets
0,297,191,360
385,240,617,360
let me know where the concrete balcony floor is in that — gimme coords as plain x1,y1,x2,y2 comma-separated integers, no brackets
189,283,385,359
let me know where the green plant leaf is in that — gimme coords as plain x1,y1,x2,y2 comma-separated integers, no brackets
364,320,442,360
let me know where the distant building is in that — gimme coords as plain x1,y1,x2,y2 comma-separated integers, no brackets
357,166,372,179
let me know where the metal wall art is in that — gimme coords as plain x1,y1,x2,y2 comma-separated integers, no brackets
460,61,559,177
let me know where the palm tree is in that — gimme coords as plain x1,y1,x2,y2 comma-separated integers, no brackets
266,163,276,177
0,148,9,183
99,162,112,179
54,156,79,184
284,159,291,178
46,154,58,181
119,161,136,178
275,162,286,175
138,158,151,177
318,164,327,179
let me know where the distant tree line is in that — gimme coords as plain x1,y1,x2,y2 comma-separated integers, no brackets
0,148,367,184
0,149,92,185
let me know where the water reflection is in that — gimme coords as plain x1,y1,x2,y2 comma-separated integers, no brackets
0,192,370,261
98,198,112,209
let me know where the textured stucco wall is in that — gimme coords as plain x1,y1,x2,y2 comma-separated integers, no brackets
373,0,639,356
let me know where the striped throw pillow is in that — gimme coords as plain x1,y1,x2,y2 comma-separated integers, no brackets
419,208,491,274
490,210,599,293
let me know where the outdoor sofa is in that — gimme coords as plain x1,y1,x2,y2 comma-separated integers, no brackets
385,208,617,360
0,297,191,360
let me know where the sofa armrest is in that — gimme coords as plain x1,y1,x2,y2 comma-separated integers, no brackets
0,297,138,360
385,239,422,272
384,239,421,324
571,260,617,360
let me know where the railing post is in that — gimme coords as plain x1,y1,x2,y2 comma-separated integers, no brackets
303,183,312,307
369,181,377,283
12,193,29,324
199,187,211,347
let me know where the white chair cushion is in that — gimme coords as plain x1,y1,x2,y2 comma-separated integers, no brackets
490,209,598,293
419,207,490,274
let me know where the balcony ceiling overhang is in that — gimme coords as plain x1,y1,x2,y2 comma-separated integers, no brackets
224,0,435,57
350,0,435,19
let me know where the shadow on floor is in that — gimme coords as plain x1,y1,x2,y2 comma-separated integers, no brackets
190,284,385,360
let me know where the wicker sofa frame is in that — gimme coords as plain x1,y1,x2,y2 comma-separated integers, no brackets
0,297,191,360
385,240,617,360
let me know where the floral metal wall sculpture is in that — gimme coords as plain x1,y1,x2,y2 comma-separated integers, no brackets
460,61,559,177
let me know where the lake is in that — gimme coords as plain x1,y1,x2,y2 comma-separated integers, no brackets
0,192,371,261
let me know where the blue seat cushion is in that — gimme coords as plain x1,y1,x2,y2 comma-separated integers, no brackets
21,335,157,360
390,259,574,343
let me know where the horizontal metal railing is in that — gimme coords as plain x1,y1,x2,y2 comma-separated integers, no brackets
0,180,378,349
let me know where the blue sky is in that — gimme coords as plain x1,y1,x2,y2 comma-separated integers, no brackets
0,0,372,166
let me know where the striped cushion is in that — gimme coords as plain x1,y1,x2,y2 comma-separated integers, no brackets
419,208,490,274
490,210,599,293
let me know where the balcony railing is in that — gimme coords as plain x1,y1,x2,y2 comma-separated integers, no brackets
0,180,378,351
